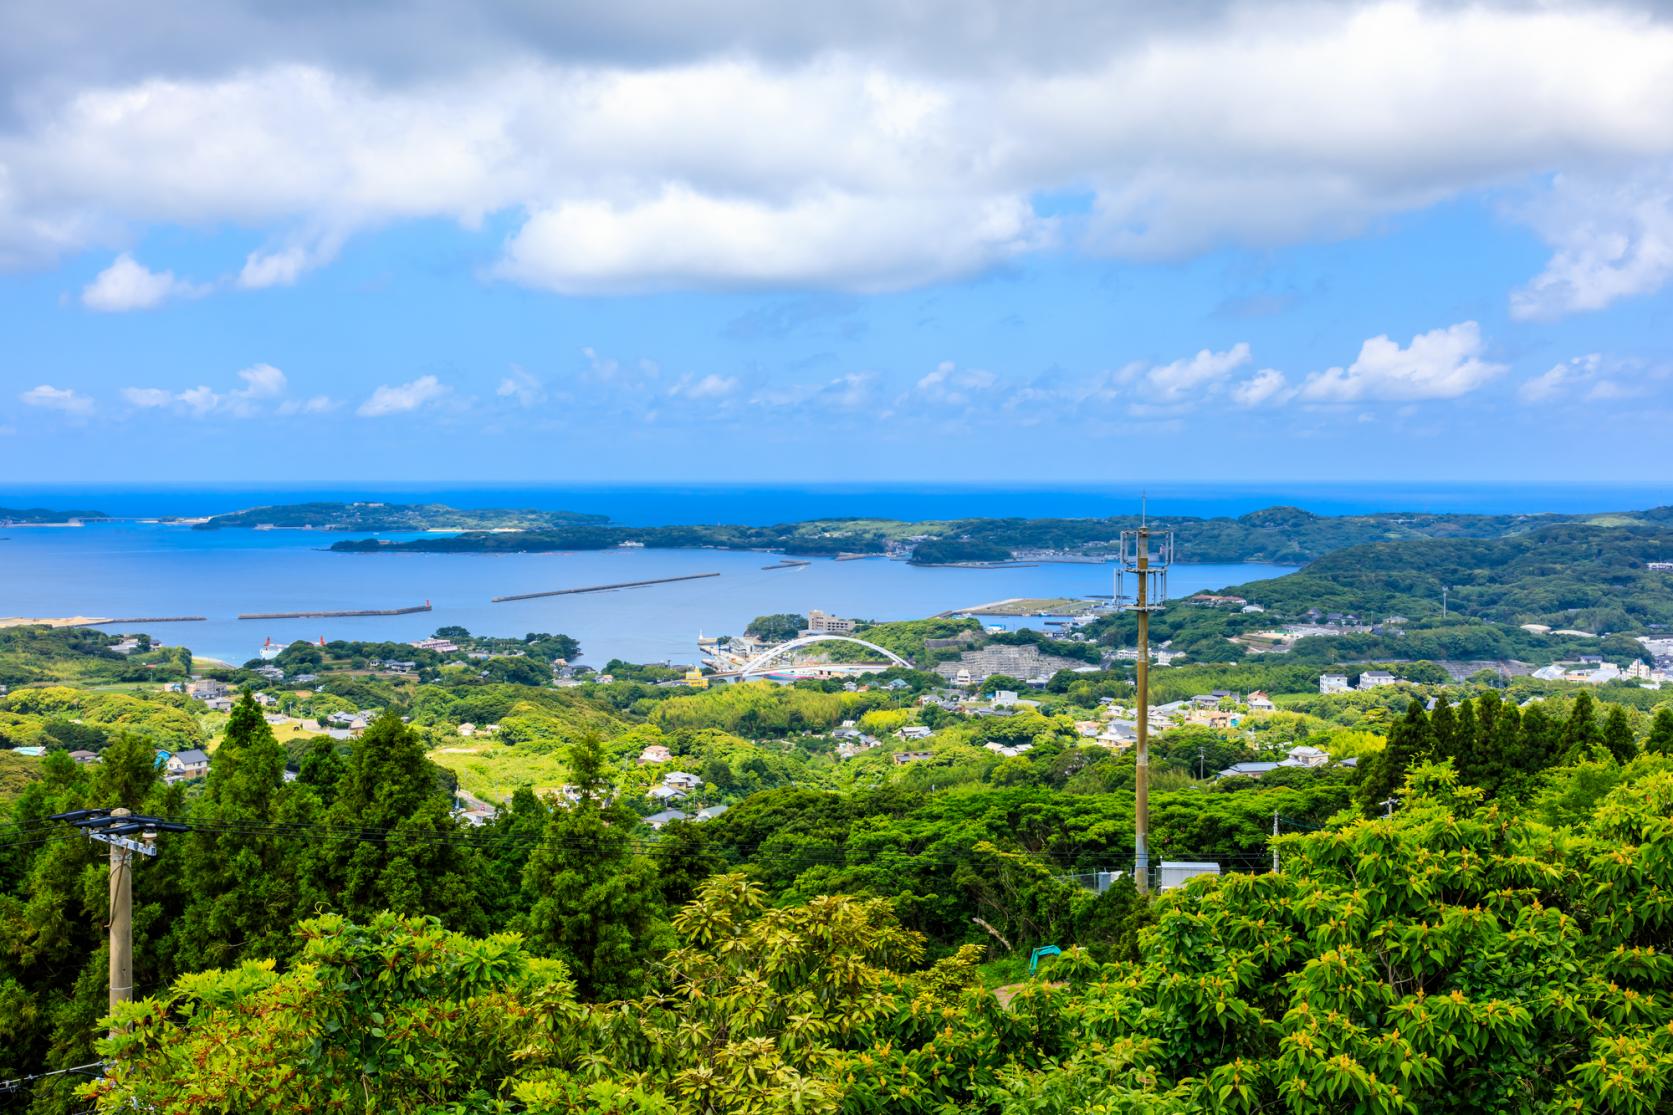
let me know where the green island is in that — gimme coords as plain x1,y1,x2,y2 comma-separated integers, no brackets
182,497,1665,563
0,506,110,524
191,500,608,532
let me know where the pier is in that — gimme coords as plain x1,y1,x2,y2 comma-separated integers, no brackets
237,602,432,620
491,572,720,603
761,559,811,571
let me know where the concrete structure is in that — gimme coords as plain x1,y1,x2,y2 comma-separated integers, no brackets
1319,674,1350,695
638,745,673,765
1358,670,1398,689
803,610,856,635
934,644,1084,685
1159,861,1222,890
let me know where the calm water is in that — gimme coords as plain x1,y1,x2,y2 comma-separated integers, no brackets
0,522,1292,665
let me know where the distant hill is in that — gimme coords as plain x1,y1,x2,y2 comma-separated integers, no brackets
1225,521,1673,634
0,506,108,523
194,501,608,532
315,500,1673,565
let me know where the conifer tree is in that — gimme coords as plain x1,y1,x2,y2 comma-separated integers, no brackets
1560,691,1604,762
1648,707,1673,756
521,733,668,999
1601,705,1637,763
1356,699,1433,813
307,711,484,933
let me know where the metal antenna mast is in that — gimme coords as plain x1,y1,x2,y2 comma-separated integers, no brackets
1117,502,1172,894
49,809,189,1018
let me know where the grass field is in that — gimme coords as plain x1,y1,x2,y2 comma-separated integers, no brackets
427,742,570,803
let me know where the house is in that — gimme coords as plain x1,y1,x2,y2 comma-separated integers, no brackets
410,636,459,653
1074,720,1102,737
664,771,704,790
1096,721,1138,749
1217,761,1281,779
1319,674,1350,695
263,713,290,725
253,691,278,707
803,609,857,635
204,696,234,713
164,749,211,781
253,665,285,682
897,725,933,741
645,808,690,829
1186,709,1236,730
639,744,673,765
186,679,230,701
1247,691,1276,712
992,690,1019,708
1159,861,1222,890
892,750,935,764
68,749,98,764
1357,670,1398,690
694,804,729,821
648,785,688,802
1283,745,1330,768
983,742,1033,757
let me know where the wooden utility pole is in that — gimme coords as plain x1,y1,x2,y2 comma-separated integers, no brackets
48,808,188,1021
107,808,133,1010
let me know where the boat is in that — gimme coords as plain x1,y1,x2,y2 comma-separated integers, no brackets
258,637,283,660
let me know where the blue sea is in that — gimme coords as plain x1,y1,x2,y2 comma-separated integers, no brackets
1,482,1667,666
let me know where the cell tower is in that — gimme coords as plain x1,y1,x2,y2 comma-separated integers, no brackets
1116,505,1172,894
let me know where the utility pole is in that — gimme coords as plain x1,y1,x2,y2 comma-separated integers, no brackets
49,809,188,1017
1272,811,1280,874
1119,505,1172,895
1442,586,1448,618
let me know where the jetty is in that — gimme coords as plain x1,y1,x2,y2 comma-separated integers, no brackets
761,558,811,571
491,572,720,603
237,601,432,621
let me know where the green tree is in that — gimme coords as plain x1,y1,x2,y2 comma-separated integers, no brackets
1602,705,1638,763
1648,706,1673,756
1560,691,1604,761
1355,699,1433,813
520,734,667,999
305,711,483,933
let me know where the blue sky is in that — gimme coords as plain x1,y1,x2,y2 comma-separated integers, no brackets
3,1,1673,483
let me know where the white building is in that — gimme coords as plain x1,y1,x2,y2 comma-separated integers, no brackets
1319,674,1350,695
1358,670,1398,690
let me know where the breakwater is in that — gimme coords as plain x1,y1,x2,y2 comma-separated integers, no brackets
491,572,720,603
237,603,432,620
761,559,811,571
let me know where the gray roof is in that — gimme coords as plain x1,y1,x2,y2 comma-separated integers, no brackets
172,749,210,764
645,809,690,826
695,804,729,820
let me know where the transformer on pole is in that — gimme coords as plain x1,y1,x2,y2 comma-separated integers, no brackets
49,808,189,1019
1117,509,1172,895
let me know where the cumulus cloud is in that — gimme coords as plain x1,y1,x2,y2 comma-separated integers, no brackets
1297,322,1505,402
1232,368,1293,408
497,189,1048,293
1510,168,1673,320
1,2,1672,292
909,360,998,409
357,375,449,416
1519,352,1655,403
121,363,317,417
81,253,206,311
19,384,93,415
277,395,339,415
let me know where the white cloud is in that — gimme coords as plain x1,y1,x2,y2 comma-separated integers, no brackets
669,373,739,400
1298,322,1505,402
1232,368,1293,408
19,383,93,415
1519,352,1656,404
238,232,344,288
1141,344,1252,404
121,386,172,408
908,360,998,409
4,2,1673,291
357,374,448,416
496,366,546,407
80,253,206,311
497,188,1048,293
1510,168,1673,320
277,394,338,415
121,363,307,417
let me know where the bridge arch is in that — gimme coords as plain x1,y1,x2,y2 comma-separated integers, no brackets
734,633,912,677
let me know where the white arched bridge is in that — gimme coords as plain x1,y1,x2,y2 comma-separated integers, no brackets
708,633,913,680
